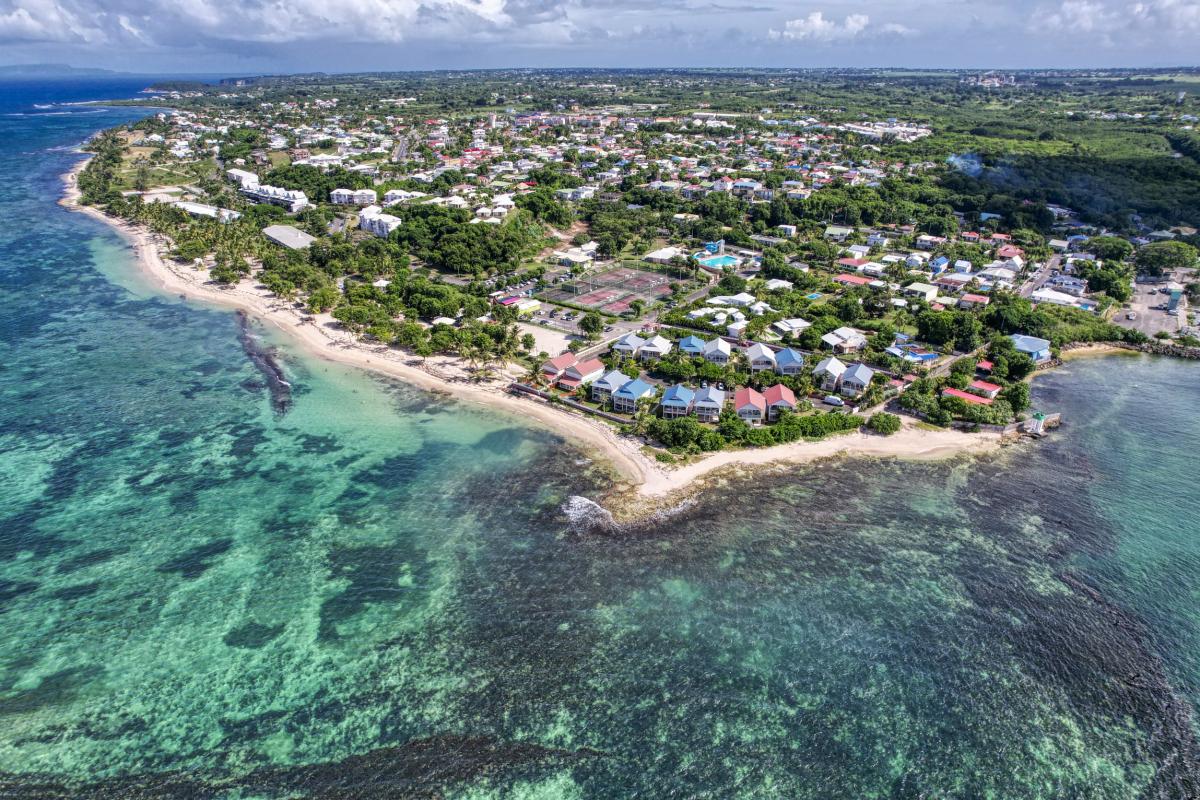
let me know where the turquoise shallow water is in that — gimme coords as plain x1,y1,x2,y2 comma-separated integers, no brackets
2,81,1200,798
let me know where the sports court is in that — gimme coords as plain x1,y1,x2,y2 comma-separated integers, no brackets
541,264,674,314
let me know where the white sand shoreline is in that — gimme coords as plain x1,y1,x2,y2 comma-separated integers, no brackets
61,157,1006,509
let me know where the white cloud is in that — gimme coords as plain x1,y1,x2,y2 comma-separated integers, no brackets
0,0,105,43
1030,0,1200,37
767,10,915,42
0,0,533,47
769,11,869,40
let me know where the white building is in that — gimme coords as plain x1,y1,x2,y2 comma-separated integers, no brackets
242,184,309,213
358,205,402,238
172,201,241,223
226,168,259,189
331,188,378,205
383,189,427,205
770,317,811,337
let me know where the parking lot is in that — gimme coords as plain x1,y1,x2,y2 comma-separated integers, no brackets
1114,282,1188,337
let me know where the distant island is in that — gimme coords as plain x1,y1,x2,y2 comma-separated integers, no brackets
0,63,120,77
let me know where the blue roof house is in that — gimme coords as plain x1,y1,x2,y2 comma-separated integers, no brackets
660,385,696,418
1010,334,1052,363
775,348,806,376
678,335,707,356
612,378,657,414
592,369,633,402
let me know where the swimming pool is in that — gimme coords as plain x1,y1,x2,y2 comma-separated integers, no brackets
695,254,740,268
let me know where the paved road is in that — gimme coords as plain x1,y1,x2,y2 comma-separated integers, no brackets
1018,255,1060,298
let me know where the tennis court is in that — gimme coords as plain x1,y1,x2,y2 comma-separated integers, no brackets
541,264,674,313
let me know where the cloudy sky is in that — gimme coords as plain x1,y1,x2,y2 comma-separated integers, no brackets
2,0,1198,73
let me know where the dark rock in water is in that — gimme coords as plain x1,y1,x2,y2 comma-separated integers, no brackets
0,735,605,799
50,582,101,601
0,579,40,604
223,621,285,649
54,547,126,575
0,665,104,716
154,538,233,580
235,310,291,415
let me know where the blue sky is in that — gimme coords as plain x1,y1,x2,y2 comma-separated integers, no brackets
2,0,1198,73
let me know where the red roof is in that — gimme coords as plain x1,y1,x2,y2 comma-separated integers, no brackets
837,258,870,268
997,244,1024,258
568,358,605,377
542,352,578,374
942,387,993,405
763,384,796,406
970,379,1003,393
977,359,994,371
834,273,873,286
960,293,990,304
734,387,766,410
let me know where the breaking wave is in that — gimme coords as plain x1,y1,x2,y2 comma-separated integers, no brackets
562,494,697,534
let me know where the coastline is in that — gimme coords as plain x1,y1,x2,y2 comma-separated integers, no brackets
61,158,1006,510
1059,342,1138,361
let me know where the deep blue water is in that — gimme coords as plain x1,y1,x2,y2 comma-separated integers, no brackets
1,79,1200,799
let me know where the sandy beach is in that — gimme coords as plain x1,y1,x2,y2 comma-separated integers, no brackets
61,159,1006,506
1059,342,1139,361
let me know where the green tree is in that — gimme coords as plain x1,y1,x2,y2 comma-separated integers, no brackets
1135,241,1198,277
867,412,902,435
1002,382,1031,413
307,286,341,314
1086,236,1133,263
579,311,604,339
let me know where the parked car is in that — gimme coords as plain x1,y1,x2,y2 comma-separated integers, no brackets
824,395,845,407
1126,312,1137,320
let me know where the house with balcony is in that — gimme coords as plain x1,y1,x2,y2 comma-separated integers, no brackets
660,385,696,418
745,343,777,372
734,387,767,424
694,387,726,422
764,384,797,421
612,378,657,413
591,369,632,402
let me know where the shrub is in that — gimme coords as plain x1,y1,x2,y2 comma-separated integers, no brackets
867,412,902,435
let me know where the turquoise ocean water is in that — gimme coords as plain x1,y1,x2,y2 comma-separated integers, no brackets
1,80,1200,799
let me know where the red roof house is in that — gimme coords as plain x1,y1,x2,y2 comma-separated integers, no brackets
969,379,1003,399
557,358,605,390
763,384,797,421
734,387,767,423
958,293,991,308
941,387,994,405
541,352,578,378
